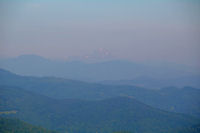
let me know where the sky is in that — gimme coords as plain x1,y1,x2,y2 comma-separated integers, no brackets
0,0,200,66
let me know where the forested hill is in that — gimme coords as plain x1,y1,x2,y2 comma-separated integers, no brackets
0,117,57,133
0,68,200,117
1,117,199,133
0,86,199,133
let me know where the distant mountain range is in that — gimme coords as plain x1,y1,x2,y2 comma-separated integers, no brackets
100,76,200,89
0,54,199,88
0,86,199,133
0,68,200,118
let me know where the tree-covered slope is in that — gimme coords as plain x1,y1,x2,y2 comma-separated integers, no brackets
0,117,56,133
0,86,199,133
0,68,199,117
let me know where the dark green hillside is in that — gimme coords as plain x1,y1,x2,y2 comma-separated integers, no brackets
0,117,56,133
0,86,199,133
176,124,200,133
0,68,199,117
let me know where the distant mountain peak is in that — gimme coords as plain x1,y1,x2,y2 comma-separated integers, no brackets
17,54,46,60
68,48,115,62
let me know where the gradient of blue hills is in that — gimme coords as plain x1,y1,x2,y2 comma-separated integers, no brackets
0,86,199,133
0,68,199,118
0,54,199,88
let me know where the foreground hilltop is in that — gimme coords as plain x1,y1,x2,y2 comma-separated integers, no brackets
0,86,199,133
0,117,56,133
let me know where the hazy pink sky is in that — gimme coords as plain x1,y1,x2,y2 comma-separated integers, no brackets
0,0,200,66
